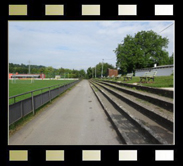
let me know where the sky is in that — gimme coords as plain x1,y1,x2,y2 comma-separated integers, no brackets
9,21,174,71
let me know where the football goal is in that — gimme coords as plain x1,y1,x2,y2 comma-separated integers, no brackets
10,78,35,84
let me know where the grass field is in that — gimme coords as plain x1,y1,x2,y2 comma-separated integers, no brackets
102,75,174,88
9,80,75,104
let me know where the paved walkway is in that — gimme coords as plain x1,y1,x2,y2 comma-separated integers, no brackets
9,80,121,145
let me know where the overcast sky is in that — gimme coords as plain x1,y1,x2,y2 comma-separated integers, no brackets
9,21,174,71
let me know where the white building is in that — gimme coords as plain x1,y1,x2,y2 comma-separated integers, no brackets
135,65,174,76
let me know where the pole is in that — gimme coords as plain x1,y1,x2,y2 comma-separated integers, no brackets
21,101,23,118
28,60,31,74
92,68,93,78
31,92,35,115
49,87,51,102
101,59,104,78
95,66,96,78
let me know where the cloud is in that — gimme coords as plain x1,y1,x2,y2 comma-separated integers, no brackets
9,21,174,71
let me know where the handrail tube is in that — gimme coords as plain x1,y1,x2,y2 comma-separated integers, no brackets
9,81,73,99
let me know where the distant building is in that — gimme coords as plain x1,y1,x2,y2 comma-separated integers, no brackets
55,75,61,79
135,65,174,76
9,73,13,79
108,68,118,77
9,72,45,79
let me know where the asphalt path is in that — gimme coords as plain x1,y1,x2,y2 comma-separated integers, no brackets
9,80,121,145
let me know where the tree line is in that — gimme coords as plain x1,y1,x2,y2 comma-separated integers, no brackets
9,63,87,78
87,62,115,79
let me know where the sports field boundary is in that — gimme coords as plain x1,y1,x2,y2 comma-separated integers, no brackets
9,79,80,126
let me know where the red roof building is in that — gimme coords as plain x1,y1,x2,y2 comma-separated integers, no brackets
9,72,45,79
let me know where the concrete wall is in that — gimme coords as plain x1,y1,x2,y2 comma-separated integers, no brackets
135,65,173,76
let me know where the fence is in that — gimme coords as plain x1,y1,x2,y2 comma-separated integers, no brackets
9,80,80,125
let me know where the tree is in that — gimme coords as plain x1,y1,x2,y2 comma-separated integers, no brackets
79,69,86,78
87,67,92,79
9,63,87,79
45,66,54,78
87,62,115,78
169,53,174,64
39,67,46,74
64,69,72,78
58,67,65,77
95,62,115,77
114,30,169,75
31,68,39,74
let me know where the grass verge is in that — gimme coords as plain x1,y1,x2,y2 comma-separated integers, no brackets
99,75,173,88
9,80,75,104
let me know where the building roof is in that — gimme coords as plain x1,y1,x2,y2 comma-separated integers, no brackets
13,74,40,75
136,64,173,71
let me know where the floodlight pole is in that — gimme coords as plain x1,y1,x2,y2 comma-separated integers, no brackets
28,60,31,74
92,68,93,78
101,59,104,78
95,66,96,78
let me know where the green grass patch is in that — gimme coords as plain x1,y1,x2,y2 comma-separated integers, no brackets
99,75,173,88
92,84,98,92
9,80,75,104
140,76,173,87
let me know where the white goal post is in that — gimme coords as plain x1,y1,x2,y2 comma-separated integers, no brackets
30,77,35,83
10,77,35,84
11,78,17,84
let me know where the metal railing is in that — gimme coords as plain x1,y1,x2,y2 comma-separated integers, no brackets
9,80,80,125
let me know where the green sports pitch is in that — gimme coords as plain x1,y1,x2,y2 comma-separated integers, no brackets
9,79,75,105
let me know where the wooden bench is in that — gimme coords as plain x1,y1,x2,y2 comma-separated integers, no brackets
123,73,133,81
139,72,149,82
140,71,157,82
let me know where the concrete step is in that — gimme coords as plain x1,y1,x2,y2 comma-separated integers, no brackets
90,80,173,145
95,81,173,132
97,80,173,112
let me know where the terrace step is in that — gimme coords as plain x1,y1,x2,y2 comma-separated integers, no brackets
89,80,173,144
100,79,173,98
96,80,173,112
92,80,173,131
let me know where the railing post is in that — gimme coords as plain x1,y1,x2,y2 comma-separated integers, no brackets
21,101,23,118
14,97,16,104
41,89,43,105
31,92,35,115
60,85,62,94
49,87,51,102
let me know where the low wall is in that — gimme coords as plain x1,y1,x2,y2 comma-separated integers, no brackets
135,65,173,76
